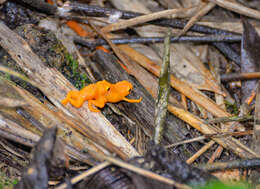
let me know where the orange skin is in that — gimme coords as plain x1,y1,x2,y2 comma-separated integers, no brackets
61,80,142,112
61,80,111,112
105,81,142,103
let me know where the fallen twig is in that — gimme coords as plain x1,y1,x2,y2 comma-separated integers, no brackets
101,7,193,33
186,141,216,164
166,130,253,149
74,34,241,49
154,31,171,144
221,72,260,82
199,158,260,172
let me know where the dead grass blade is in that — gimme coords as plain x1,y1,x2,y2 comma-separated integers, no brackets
154,31,171,144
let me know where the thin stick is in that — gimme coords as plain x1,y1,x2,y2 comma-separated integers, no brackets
101,7,192,33
166,136,206,149
55,161,111,189
166,130,252,149
221,72,260,82
186,140,215,164
74,34,241,49
209,0,260,20
177,2,216,36
104,156,192,189
208,145,222,163
199,158,260,172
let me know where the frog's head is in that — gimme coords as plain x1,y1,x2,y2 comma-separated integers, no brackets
114,80,133,97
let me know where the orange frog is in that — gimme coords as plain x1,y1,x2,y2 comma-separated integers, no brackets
61,80,111,112
61,80,142,112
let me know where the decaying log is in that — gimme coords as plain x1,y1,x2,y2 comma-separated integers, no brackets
0,21,138,159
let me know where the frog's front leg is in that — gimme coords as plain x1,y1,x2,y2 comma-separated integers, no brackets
123,97,142,103
88,98,106,112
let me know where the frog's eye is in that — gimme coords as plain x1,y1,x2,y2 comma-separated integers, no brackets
106,87,110,91
128,88,132,92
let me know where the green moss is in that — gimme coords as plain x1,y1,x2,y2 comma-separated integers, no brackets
195,181,248,189
0,172,18,189
224,100,239,115
63,53,91,90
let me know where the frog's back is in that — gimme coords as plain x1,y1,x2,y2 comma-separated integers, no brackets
79,80,111,101
79,83,97,100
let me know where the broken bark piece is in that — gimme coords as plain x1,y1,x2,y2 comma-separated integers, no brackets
0,77,27,107
14,127,65,189
147,144,217,187
77,165,135,189
124,143,217,189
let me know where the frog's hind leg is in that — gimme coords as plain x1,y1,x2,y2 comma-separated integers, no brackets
88,98,106,112
61,91,80,105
